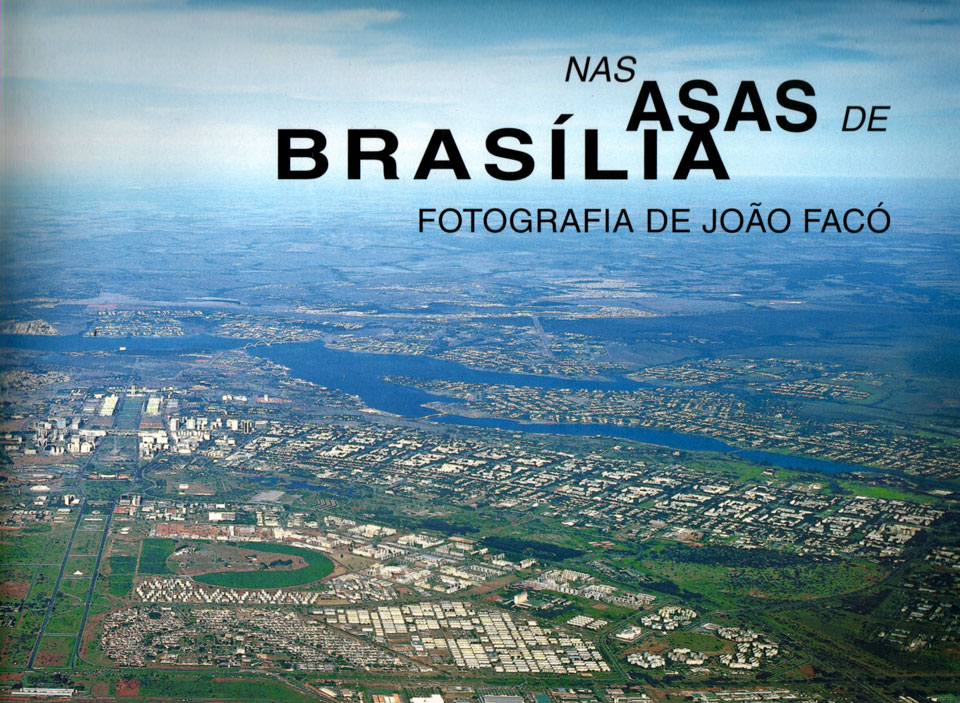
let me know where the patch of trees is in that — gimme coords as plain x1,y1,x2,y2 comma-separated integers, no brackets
415,518,478,535
481,536,583,562
652,544,819,568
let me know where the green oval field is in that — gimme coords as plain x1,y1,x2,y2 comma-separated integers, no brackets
192,541,334,589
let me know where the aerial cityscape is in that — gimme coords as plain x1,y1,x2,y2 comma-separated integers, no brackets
4,0,960,702
0,178,958,703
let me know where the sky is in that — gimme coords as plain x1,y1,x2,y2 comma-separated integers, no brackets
2,0,960,185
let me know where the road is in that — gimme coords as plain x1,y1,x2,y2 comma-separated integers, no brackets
70,500,116,668
26,497,86,669
25,428,111,669
529,314,556,360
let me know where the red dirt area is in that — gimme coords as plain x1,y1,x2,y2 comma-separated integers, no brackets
0,581,30,600
79,611,108,662
0,673,24,682
90,682,110,696
34,651,69,667
34,635,73,668
799,663,817,678
115,679,140,697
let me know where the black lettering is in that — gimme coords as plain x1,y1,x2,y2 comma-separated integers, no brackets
485,128,534,181
776,80,817,132
585,130,627,179
678,80,719,131
724,81,771,131
347,129,398,179
278,129,328,179
414,130,470,180
674,131,729,179
626,81,673,131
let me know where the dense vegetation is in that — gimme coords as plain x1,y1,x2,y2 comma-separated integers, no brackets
482,536,583,562
652,543,820,568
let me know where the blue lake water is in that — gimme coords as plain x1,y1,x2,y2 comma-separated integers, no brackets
255,340,859,475
257,339,646,412
1,333,865,476
440,415,856,474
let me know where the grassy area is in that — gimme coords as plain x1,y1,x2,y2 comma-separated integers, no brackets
627,548,887,605
46,595,85,634
0,523,73,564
106,574,133,598
57,577,93,600
64,555,97,576
761,602,960,697
69,524,106,555
135,672,314,701
108,555,137,574
0,566,33,602
80,479,132,501
192,541,334,588
106,553,138,597
664,631,728,653
542,592,633,625
138,538,176,575
34,635,75,668
0,628,37,668
24,566,60,608
834,480,937,504
21,524,53,534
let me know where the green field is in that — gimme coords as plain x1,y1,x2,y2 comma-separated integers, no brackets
192,541,334,588
540,591,633,625
24,566,59,608
45,594,85,634
106,574,134,597
135,672,314,701
0,523,72,564
138,538,176,575
664,631,728,653
623,541,888,605
57,577,93,600
34,635,75,668
69,524,106,555
0,566,33,603
0,628,37,668
64,555,97,577
106,555,137,597
108,555,137,574
636,557,884,604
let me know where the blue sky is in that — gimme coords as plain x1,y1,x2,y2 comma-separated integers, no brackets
3,0,959,183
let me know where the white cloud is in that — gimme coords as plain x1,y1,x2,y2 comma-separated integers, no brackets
2,1,958,179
